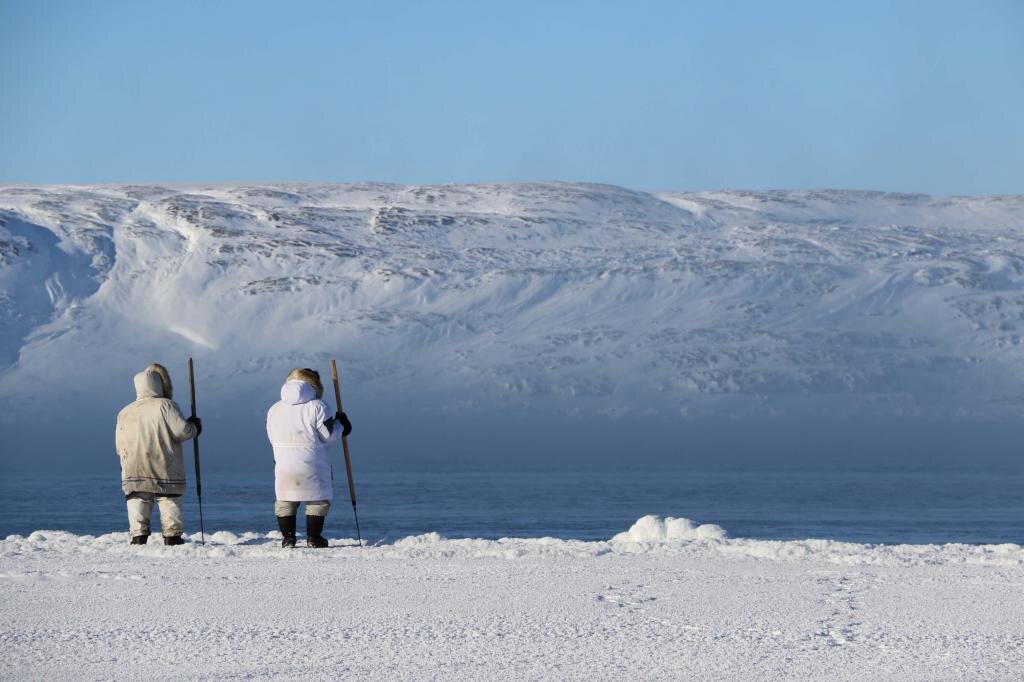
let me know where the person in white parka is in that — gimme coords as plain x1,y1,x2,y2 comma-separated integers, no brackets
266,368,352,548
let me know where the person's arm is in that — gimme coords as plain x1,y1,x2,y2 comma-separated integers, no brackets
322,411,351,437
314,402,344,443
166,401,200,441
323,411,351,438
313,401,332,442
115,414,126,460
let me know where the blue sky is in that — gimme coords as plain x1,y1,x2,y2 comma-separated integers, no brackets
1,1,1021,193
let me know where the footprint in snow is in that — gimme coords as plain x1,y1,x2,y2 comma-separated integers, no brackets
595,584,656,610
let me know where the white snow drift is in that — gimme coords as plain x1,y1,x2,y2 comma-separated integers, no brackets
611,514,728,542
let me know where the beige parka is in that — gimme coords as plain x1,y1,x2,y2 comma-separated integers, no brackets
115,370,198,495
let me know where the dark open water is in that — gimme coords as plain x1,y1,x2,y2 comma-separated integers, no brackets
1,463,1021,545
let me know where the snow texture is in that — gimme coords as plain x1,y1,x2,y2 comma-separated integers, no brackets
2,183,1024,422
2,516,1021,680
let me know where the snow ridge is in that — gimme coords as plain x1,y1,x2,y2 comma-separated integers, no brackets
3,515,1021,568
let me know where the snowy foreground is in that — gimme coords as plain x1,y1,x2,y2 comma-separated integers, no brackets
2,517,1021,680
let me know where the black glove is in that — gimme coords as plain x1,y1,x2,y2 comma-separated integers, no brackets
186,416,203,437
324,411,352,436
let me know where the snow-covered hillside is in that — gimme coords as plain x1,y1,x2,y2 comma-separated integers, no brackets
2,183,1024,442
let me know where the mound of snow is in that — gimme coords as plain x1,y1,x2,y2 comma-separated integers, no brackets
393,531,444,547
203,530,266,545
610,515,727,543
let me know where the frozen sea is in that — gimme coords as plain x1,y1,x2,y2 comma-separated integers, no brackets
3,462,1020,545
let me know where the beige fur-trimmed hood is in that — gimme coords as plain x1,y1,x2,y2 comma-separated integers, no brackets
285,367,323,399
144,363,173,399
133,371,164,400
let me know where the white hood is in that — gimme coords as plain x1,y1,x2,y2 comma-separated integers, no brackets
133,371,164,400
280,380,315,405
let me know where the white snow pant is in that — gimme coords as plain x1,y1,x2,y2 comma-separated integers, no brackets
127,492,184,538
275,500,330,517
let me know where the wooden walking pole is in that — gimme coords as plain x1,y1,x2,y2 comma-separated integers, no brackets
331,358,362,546
187,357,206,546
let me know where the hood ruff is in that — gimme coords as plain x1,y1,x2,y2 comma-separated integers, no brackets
144,363,173,399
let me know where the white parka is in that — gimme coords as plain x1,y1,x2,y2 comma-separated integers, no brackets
266,380,341,501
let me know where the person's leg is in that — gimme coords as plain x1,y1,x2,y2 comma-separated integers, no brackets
126,492,154,544
156,495,185,544
275,500,300,517
305,500,331,548
306,500,330,517
275,500,299,548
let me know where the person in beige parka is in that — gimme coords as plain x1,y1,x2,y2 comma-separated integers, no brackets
115,363,202,545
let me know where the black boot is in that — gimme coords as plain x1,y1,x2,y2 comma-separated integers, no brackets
306,515,329,548
277,515,297,548
130,534,149,545
163,535,185,546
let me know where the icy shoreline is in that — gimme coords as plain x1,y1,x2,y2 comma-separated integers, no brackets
2,516,1021,680
4,515,1022,567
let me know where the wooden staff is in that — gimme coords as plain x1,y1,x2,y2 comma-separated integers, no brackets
187,357,206,545
331,359,362,546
